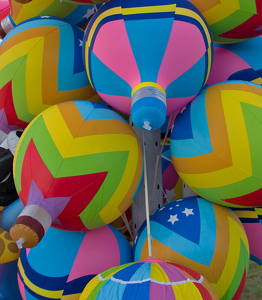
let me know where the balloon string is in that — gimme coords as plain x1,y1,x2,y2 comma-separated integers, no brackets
94,4,98,11
142,130,153,258
120,212,134,243
150,112,175,214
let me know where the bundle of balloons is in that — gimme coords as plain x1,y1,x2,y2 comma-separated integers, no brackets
0,0,262,299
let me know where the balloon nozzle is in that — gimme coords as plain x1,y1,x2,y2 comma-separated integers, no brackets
143,121,152,130
16,237,25,249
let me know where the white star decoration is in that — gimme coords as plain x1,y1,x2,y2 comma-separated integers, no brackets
79,40,83,47
168,214,179,225
182,208,194,217
83,8,96,19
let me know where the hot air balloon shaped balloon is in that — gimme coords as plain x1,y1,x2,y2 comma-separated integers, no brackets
80,258,219,300
0,16,99,134
84,0,214,130
190,0,262,44
207,36,262,87
10,101,143,249
0,0,99,38
0,0,9,23
232,206,262,268
17,225,133,300
170,80,262,208
133,197,250,300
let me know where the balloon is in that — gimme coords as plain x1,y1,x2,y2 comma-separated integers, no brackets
0,171,18,207
190,0,262,43
0,259,22,300
207,36,262,87
59,0,106,4
0,16,99,134
0,227,20,264
232,206,262,268
80,258,219,300
0,199,24,232
0,0,9,22
10,100,143,248
18,225,133,300
133,197,250,300
171,80,262,207
0,0,99,38
7,128,24,156
84,0,213,130
0,137,13,182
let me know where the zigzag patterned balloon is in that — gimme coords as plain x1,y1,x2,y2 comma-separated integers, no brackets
84,0,213,130
190,0,262,43
10,101,143,248
0,16,99,134
171,81,262,207
133,197,250,300
0,0,98,38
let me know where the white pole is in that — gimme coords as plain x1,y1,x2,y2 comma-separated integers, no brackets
142,130,153,257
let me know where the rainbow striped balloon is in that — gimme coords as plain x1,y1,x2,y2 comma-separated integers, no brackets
170,81,262,207
18,225,133,300
10,100,143,248
133,197,250,300
190,0,262,43
0,16,99,134
80,257,219,300
9,0,97,27
232,206,262,268
207,36,262,87
84,0,213,130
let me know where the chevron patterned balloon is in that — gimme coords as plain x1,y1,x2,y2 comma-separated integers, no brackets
0,16,99,134
207,36,262,87
84,0,213,130
190,0,262,43
171,81,262,208
0,0,98,37
133,197,250,300
10,100,143,249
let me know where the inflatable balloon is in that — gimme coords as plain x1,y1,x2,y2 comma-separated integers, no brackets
190,0,262,43
171,80,262,208
0,137,13,182
0,199,24,232
84,0,214,130
0,16,99,134
7,129,24,156
0,0,9,22
0,259,23,300
0,0,99,38
134,197,250,300
0,227,20,264
10,100,143,248
18,225,133,300
80,257,219,300
232,206,262,268
0,171,19,207
59,0,106,4
207,36,262,87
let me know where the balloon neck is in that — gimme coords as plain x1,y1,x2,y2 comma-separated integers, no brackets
0,15,14,39
16,237,24,249
131,83,167,131
143,121,151,131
